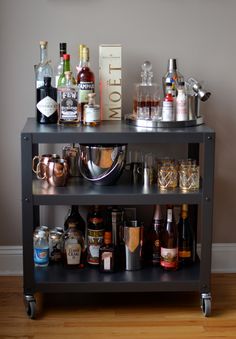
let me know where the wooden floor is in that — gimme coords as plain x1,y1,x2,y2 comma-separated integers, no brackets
0,274,236,338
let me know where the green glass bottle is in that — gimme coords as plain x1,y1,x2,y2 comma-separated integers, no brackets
57,54,76,87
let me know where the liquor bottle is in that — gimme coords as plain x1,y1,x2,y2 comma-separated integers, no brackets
76,44,86,74
35,41,53,89
55,42,67,88
57,54,76,88
77,46,95,122
33,230,49,267
87,205,104,265
36,77,58,124
160,207,178,271
63,222,85,268
162,91,175,121
176,82,188,121
57,71,80,125
162,58,184,97
147,205,163,266
83,93,100,126
99,231,115,272
178,204,195,266
64,205,86,237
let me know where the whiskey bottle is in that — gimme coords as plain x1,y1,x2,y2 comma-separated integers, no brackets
63,222,85,268
178,204,195,266
57,54,76,88
99,231,115,272
148,205,163,266
160,207,178,271
162,58,184,97
36,77,58,124
87,205,104,265
55,42,67,88
35,41,53,89
77,46,95,122
57,71,80,125
83,93,100,126
64,205,86,237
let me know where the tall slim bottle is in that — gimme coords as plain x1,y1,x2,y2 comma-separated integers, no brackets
77,46,95,122
148,205,163,265
57,54,76,87
55,42,67,88
162,58,184,97
35,41,53,89
160,207,178,271
178,204,195,266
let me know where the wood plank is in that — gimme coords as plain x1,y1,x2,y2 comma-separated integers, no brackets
0,274,236,338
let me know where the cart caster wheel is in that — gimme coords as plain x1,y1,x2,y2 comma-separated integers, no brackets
24,295,36,319
201,293,211,317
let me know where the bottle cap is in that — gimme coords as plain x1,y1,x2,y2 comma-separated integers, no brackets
43,77,51,86
168,58,177,71
38,230,46,237
60,43,67,53
82,47,89,62
79,44,86,57
63,54,70,60
153,205,163,220
40,41,48,48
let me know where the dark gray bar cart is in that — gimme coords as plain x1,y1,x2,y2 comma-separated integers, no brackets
21,118,215,318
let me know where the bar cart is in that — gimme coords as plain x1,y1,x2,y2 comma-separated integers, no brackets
21,118,215,318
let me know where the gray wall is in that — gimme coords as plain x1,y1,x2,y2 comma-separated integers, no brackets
0,0,235,245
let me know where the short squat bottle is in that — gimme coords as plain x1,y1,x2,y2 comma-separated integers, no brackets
83,93,100,126
99,231,115,273
160,207,178,271
36,77,58,124
33,230,49,267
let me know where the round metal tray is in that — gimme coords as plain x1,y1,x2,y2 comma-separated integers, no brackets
125,116,204,128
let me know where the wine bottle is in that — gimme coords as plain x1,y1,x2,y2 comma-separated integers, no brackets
36,77,58,124
178,204,195,266
35,41,53,89
160,207,178,271
57,54,76,88
148,205,163,266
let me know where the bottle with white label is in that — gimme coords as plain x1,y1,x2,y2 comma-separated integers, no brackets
36,77,58,124
176,82,188,121
83,93,100,126
63,222,85,268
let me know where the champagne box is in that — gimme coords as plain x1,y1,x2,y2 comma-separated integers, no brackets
99,44,122,120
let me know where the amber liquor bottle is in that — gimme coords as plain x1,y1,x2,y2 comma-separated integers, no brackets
77,46,95,122
87,205,104,265
99,231,115,272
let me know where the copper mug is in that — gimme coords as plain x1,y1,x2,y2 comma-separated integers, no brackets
46,158,69,187
32,154,60,179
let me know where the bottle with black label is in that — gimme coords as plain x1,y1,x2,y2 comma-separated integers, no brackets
87,205,104,265
36,77,58,124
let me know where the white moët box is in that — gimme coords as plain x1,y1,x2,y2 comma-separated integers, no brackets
99,44,122,120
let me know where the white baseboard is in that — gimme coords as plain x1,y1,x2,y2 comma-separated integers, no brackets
0,244,235,275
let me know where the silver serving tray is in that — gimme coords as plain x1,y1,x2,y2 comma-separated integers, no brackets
125,116,204,128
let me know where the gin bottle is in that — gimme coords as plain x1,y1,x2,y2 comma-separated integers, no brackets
35,41,53,89
36,77,58,124
57,71,80,125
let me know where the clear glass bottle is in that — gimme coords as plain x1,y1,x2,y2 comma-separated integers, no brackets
57,54,76,88
33,230,49,267
160,207,178,271
99,231,115,272
176,82,188,121
83,93,100,126
133,61,161,121
35,41,53,89
57,71,80,125
36,77,58,124
77,46,95,122
178,204,195,266
63,222,85,268
55,42,67,88
162,58,184,97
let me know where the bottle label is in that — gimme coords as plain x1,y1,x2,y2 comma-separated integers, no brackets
102,252,112,270
160,247,178,268
66,243,81,265
37,96,57,117
84,106,100,123
78,82,95,103
162,101,174,121
179,250,191,258
176,97,188,121
34,247,49,266
59,90,79,122
36,80,44,89
87,228,104,264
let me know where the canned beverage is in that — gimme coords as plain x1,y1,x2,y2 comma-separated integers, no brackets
49,230,63,262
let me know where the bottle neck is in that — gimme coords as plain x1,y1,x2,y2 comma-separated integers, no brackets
40,47,48,64
63,60,71,72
